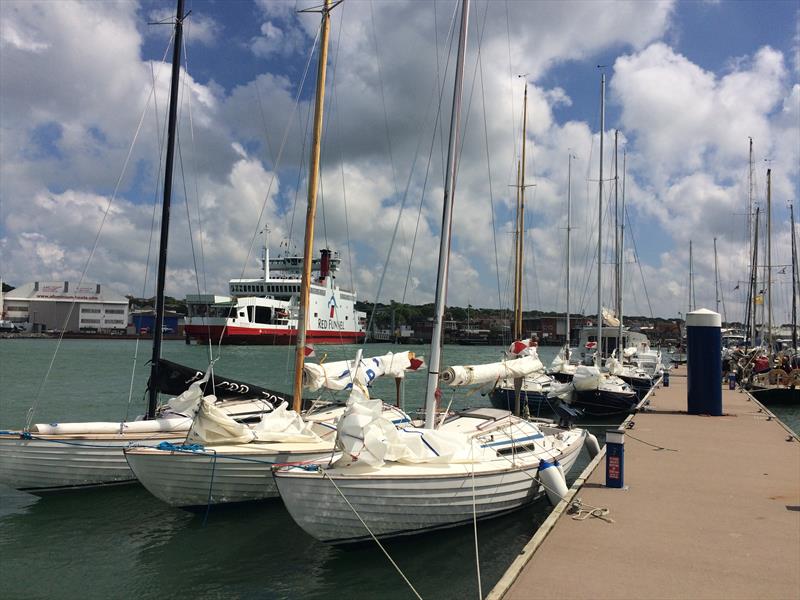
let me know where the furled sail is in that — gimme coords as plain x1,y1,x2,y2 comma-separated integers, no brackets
440,355,544,387
303,351,423,392
150,358,291,406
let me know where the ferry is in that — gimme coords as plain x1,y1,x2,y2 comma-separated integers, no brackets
184,248,366,345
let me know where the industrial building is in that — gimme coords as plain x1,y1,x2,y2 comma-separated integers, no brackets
2,281,129,333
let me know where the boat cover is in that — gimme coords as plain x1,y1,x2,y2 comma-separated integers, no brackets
303,352,423,391
441,354,544,386
334,384,495,468
187,399,322,445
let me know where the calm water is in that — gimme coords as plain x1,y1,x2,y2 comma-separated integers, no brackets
1,339,796,599
0,340,591,600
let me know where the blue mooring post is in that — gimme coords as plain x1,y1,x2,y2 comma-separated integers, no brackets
728,371,736,390
605,429,625,488
686,309,722,416
663,370,670,387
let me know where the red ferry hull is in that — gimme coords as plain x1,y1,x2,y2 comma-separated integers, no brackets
184,325,365,345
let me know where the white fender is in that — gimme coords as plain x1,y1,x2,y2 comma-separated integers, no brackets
585,432,601,458
539,460,569,506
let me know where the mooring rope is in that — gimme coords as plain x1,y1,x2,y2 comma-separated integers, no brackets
321,469,424,600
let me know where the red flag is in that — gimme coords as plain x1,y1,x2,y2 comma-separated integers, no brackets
510,340,527,355
304,344,316,358
409,357,424,371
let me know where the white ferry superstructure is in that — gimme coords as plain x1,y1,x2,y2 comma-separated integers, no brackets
184,248,366,345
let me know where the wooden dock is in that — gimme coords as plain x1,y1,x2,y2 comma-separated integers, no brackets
490,366,800,600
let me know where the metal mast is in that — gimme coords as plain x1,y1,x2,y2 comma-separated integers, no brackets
618,148,626,346
596,73,605,364
766,168,772,351
688,240,694,314
566,152,573,354
714,237,720,315
147,0,184,420
791,204,798,351
424,0,469,429
293,0,333,412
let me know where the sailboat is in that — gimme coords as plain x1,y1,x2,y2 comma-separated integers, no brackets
123,1,421,507
605,134,654,399
0,0,277,492
566,77,637,417
488,83,557,416
742,169,799,402
272,0,588,544
549,153,579,383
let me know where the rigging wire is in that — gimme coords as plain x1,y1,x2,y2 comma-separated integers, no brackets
330,3,355,294
176,33,215,370
216,21,323,359
477,3,504,310
362,0,460,340
25,32,175,430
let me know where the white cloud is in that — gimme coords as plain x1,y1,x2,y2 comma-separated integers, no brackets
1,0,797,325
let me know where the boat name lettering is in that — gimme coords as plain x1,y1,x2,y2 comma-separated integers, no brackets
317,318,345,330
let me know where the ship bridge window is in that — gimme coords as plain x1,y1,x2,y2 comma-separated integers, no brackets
255,307,272,324
247,306,254,322
207,305,235,319
189,304,209,317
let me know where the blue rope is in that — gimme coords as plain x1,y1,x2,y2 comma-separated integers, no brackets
156,441,205,452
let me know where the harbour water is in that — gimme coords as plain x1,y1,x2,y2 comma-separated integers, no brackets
1,339,796,599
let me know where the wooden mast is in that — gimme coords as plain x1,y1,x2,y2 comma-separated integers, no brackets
147,0,184,420
516,84,528,341
293,0,333,412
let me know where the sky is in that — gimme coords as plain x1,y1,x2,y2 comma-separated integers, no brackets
1,0,798,325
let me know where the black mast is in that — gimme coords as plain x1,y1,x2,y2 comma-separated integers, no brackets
147,0,184,420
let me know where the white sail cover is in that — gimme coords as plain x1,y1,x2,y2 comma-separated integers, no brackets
602,307,620,327
573,365,602,391
604,356,624,376
32,371,210,434
441,354,544,387
163,376,207,416
550,346,577,373
188,398,254,444
187,399,321,445
31,417,192,435
334,384,495,468
250,402,322,442
303,351,423,392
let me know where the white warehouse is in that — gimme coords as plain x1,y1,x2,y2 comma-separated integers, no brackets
2,281,129,333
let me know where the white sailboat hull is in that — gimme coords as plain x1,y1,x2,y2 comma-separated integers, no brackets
0,400,275,492
273,430,585,543
0,432,182,491
124,443,337,507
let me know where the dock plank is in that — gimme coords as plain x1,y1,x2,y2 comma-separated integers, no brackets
497,367,800,599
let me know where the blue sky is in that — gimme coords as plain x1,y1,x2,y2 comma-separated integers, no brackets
1,0,798,324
